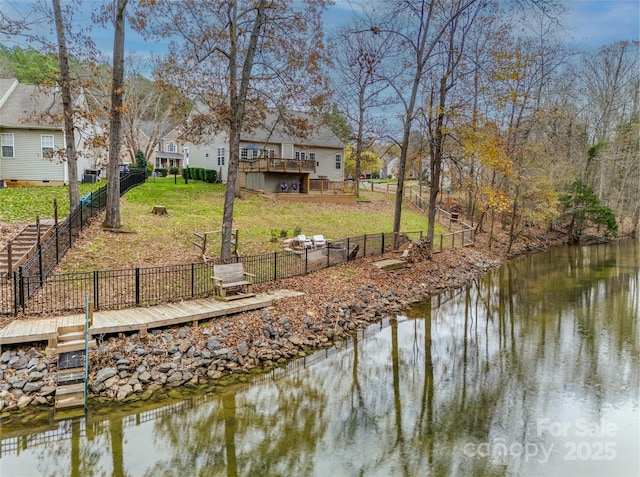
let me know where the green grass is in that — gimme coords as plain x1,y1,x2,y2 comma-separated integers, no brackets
122,177,431,252
2,177,440,270
0,183,103,222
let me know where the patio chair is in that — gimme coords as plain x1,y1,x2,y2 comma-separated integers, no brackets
297,234,313,249
312,234,326,248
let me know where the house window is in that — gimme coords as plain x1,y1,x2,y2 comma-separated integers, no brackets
309,152,316,161
240,148,248,159
167,141,177,153
335,154,342,170
267,149,275,158
217,147,225,166
295,151,306,160
1,133,14,158
205,148,210,158
251,149,259,159
41,135,54,159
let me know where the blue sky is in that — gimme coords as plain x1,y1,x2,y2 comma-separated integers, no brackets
2,1,639,60
121,1,638,58
564,0,639,49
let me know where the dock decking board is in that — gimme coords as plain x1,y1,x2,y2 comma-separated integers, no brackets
0,290,304,349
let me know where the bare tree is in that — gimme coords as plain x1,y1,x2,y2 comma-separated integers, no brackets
52,0,79,208
364,0,480,248
102,0,128,230
3,0,96,210
121,68,188,164
145,0,330,261
331,19,393,196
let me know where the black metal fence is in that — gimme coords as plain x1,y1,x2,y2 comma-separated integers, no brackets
0,171,146,316
0,230,423,317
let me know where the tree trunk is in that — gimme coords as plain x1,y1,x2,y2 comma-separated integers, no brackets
52,0,79,209
220,0,267,262
103,0,128,230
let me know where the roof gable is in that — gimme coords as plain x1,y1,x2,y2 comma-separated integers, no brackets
0,80,63,129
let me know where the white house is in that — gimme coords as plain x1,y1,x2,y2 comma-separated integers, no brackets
0,78,99,187
185,110,345,194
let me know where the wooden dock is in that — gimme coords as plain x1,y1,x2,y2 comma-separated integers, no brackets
0,289,303,350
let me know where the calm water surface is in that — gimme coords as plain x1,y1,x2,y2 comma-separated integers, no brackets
1,241,638,477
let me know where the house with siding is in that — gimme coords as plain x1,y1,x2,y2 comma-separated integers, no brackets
123,120,185,170
185,110,347,195
0,78,99,187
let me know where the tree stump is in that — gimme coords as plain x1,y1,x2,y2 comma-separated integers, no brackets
152,206,168,215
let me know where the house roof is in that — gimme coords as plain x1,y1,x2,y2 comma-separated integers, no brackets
241,111,343,149
0,79,63,129
189,102,344,149
139,120,181,140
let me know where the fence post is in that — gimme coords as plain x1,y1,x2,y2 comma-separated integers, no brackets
305,247,308,274
440,234,443,252
12,270,18,316
6,241,11,278
55,225,59,265
94,270,99,310
274,252,278,281
363,234,367,257
452,232,455,249
38,243,43,285
381,233,385,255
191,263,195,297
18,266,25,314
135,267,140,305
347,237,351,261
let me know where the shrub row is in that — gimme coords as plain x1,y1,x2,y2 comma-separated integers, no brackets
183,167,218,183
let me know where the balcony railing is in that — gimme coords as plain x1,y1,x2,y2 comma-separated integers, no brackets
238,158,316,173
309,180,356,195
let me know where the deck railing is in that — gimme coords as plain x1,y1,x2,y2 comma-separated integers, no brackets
238,158,316,173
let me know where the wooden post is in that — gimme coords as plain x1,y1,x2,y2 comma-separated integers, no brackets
88,300,94,327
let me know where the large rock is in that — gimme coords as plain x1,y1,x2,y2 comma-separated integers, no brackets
0,350,11,363
10,356,29,370
237,342,249,357
23,381,45,393
207,338,222,351
94,367,117,384
17,395,34,409
116,384,133,401
28,371,44,382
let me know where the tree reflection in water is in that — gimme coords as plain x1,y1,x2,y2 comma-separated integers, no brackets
1,241,638,476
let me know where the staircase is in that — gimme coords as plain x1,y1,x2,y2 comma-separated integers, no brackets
0,221,54,281
55,324,95,413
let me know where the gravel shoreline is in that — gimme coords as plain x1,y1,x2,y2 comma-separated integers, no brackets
0,247,503,416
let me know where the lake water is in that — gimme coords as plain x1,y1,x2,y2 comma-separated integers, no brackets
1,241,638,476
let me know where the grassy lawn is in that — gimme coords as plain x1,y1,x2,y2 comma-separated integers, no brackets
2,177,439,271
0,182,103,222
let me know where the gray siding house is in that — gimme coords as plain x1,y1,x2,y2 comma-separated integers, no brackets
185,110,346,194
0,78,98,187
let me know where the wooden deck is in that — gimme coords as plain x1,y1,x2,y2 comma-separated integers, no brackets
0,289,304,349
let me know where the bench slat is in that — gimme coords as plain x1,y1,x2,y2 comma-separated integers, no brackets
212,263,254,298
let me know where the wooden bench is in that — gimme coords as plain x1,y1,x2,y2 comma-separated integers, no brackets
212,262,256,300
